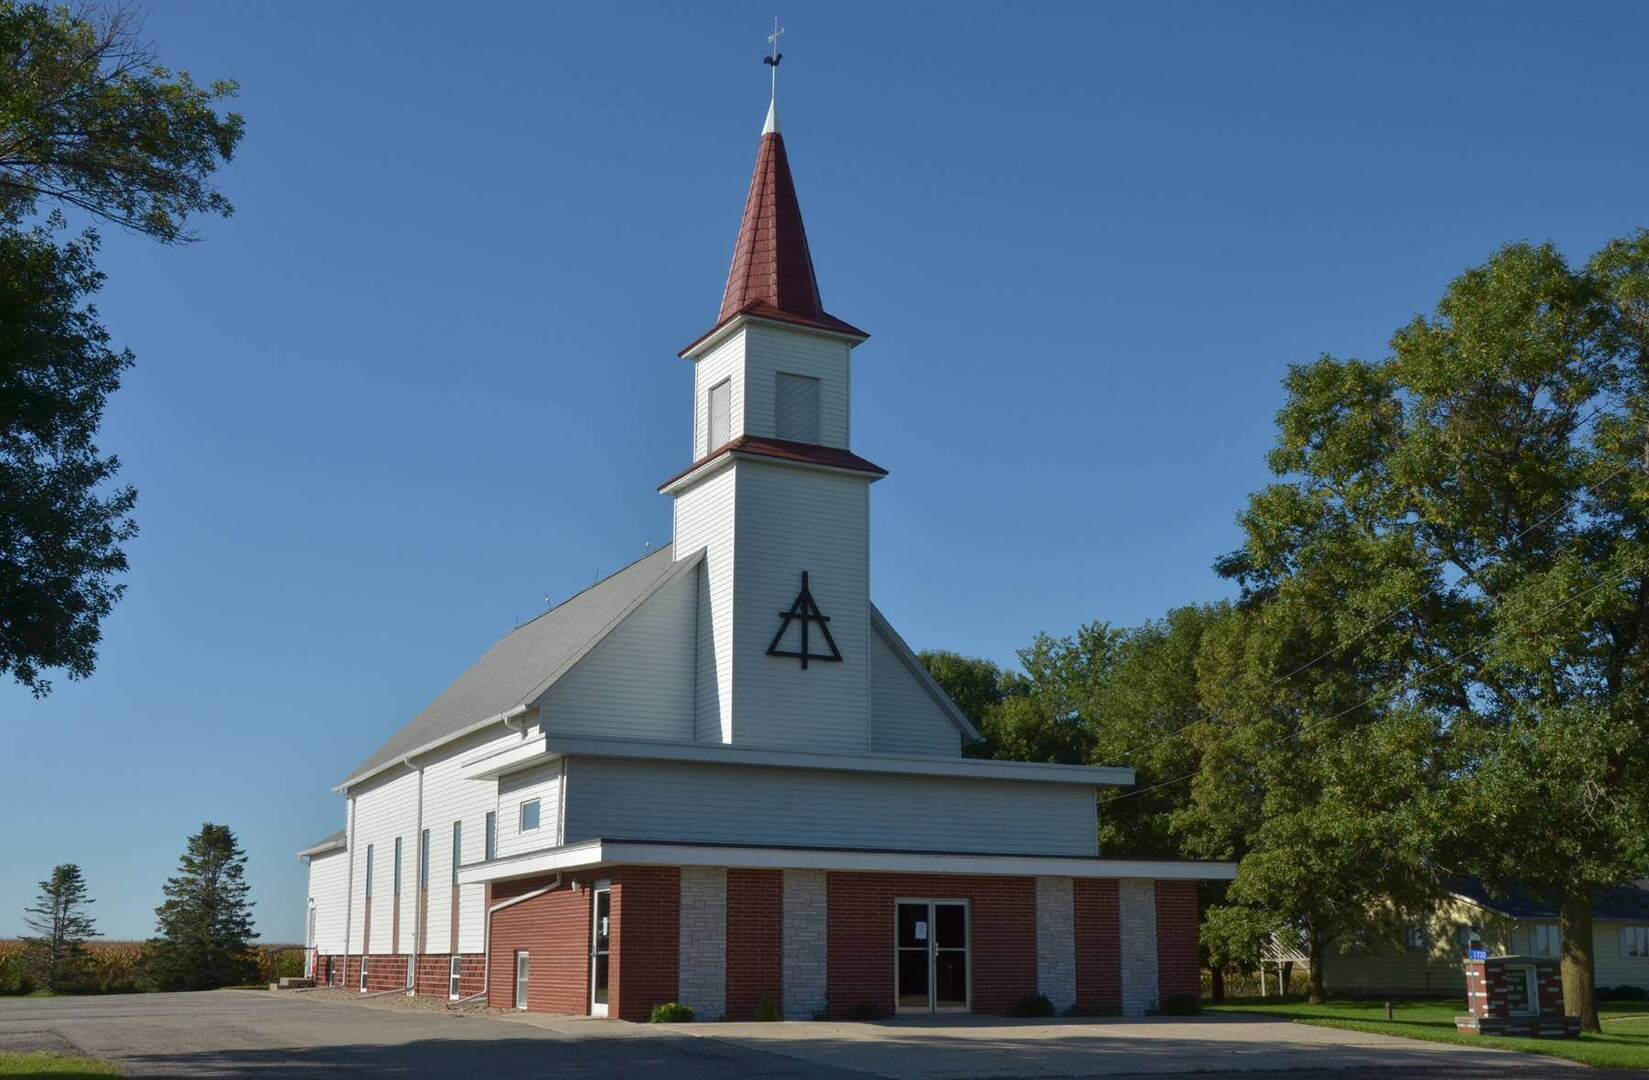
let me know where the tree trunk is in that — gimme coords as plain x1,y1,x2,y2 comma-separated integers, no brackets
1210,965,1225,1003
1280,960,1294,996
1307,933,1328,1004
1561,890,1600,1034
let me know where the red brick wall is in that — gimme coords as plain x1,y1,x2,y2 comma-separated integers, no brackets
826,872,1037,1018
609,867,680,1022
488,876,591,1014
359,954,408,993
1073,879,1121,1015
408,953,483,999
726,868,783,1019
1155,880,1200,1007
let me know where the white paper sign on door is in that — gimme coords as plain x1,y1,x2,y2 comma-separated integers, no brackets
915,921,928,941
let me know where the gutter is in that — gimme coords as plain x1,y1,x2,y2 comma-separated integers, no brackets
450,875,562,1008
334,705,536,794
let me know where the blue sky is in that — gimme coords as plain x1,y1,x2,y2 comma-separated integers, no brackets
4,1,1646,942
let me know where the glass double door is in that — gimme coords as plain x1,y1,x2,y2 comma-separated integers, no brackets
896,900,969,1012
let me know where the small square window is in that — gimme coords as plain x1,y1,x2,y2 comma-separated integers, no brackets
1405,927,1429,952
1624,925,1649,959
521,799,541,832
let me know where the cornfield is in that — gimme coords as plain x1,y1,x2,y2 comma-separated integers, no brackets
0,940,304,994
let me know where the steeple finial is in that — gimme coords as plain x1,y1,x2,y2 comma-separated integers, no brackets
763,18,784,134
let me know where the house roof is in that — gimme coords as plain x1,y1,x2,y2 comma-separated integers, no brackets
339,545,682,788
297,829,346,858
1452,876,1649,922
658,434,888,492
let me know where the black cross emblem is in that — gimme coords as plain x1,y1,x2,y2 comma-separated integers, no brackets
767,571,842,669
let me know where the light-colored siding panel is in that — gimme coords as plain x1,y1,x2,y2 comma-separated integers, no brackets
496,760,564,859
1596,920,1649,991
564,757,1097,856
741,324,852,449
346,767,418,954
869,622,962,756
692,333,746,458
674,466,736,742
730,462,870,752
542,566,695,742
307,849,349,955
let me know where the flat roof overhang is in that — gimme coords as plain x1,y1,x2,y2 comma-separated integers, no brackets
460,733,1133,788
457,838,1237,887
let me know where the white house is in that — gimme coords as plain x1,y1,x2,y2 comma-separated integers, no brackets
299,88,1235,1021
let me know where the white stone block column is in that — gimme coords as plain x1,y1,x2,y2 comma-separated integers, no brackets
1118,878,1160,1017
782,869,827,1019
1035,876,1076,1013
678,866,727,1020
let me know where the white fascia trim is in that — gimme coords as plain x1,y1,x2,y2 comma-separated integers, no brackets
296,840,346,860
679,313,867,362
540,734,1133,787
333,704,536,793
458,839,1235,886
461,732,550,781
658,450,883,497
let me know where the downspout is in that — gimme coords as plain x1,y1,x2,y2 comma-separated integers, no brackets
342,794,357,989
450,875,561,1007
404,756,423,995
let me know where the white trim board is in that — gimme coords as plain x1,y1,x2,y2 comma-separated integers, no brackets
457,838,1236,887
463,733,1133,787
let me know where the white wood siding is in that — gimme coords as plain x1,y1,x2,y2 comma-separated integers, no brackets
541,565,695,742
741,324,851,448
417,725,524,953
306,849,349,954
730,461,870,751
564,757,1098,856
496,761,564,859
692,333,745,457
869,622,962,756
673,466,736,742
346,767,418,954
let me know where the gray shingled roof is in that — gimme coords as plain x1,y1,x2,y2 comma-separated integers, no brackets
297,828,347,857
1453,876,1649,922
341,544,681,786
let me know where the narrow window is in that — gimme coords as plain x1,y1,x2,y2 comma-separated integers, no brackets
359,956,369,993
707,378,731,452
449,955,462,1001
451,821,462,885
419,828,430,890
393,837,402,897
364,844,374,900
520,799,541,832
775,371,821,443
485,811,497,861
514,951,530,1010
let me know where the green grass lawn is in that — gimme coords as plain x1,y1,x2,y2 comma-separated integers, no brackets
1206,997,1649,1071
0,1051,120,1077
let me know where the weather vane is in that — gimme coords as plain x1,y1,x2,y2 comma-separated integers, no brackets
765,17,784,98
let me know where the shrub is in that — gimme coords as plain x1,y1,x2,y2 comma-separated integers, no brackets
752,997,780,1022
845,1000,883,1021
1599,984,1648,1002
1010,993,1055,1017
1154,994,1201,1016
650,1002,695,1023
0,952,35,995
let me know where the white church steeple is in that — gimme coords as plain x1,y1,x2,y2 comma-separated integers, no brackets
661,75,883,751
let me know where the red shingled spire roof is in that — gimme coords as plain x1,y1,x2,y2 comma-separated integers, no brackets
693,105,866,351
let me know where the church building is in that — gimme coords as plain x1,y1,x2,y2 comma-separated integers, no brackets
299,84,1235,1021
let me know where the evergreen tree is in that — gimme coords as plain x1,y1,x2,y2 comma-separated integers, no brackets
143,823,258,991
22,863,99,991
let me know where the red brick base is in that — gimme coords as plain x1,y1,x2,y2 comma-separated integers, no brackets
1073,879,1122,1015
726,868,783,1020
1155,880,1200,1009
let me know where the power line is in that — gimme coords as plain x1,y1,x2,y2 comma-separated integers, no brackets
1101,556,1644,805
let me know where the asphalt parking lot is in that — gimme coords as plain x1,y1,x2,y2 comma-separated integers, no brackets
0,989,1605,1078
